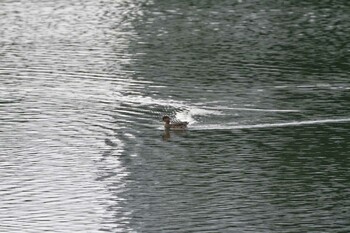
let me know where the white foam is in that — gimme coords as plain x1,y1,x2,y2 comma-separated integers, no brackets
175,107,222,124
175,110,196,123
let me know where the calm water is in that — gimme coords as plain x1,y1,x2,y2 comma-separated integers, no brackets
1,0,349,232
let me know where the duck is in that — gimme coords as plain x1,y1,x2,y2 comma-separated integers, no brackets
162,115,189,130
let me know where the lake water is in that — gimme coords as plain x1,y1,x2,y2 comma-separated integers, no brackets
0,0,349,232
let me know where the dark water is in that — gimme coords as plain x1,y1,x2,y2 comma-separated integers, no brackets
1,0,349,232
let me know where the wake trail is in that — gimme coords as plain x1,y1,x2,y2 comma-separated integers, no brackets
191,118,350,130
206,107,301,113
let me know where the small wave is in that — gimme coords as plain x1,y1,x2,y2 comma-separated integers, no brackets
191,118,350,130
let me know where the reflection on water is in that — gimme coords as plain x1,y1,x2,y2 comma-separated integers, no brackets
1,0,349,232
162,129,188,141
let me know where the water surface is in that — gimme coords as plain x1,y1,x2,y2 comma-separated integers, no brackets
0,0,349,232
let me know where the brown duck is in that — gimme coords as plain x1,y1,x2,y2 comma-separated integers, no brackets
162,115,189,130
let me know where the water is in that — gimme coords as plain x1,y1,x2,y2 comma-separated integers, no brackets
0,0,349,232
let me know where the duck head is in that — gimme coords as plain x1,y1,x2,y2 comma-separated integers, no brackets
162,115,171,124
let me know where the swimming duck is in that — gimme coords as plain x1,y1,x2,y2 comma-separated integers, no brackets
162,115,189,130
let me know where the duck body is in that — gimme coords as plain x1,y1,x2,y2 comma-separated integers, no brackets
164,121,189,130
